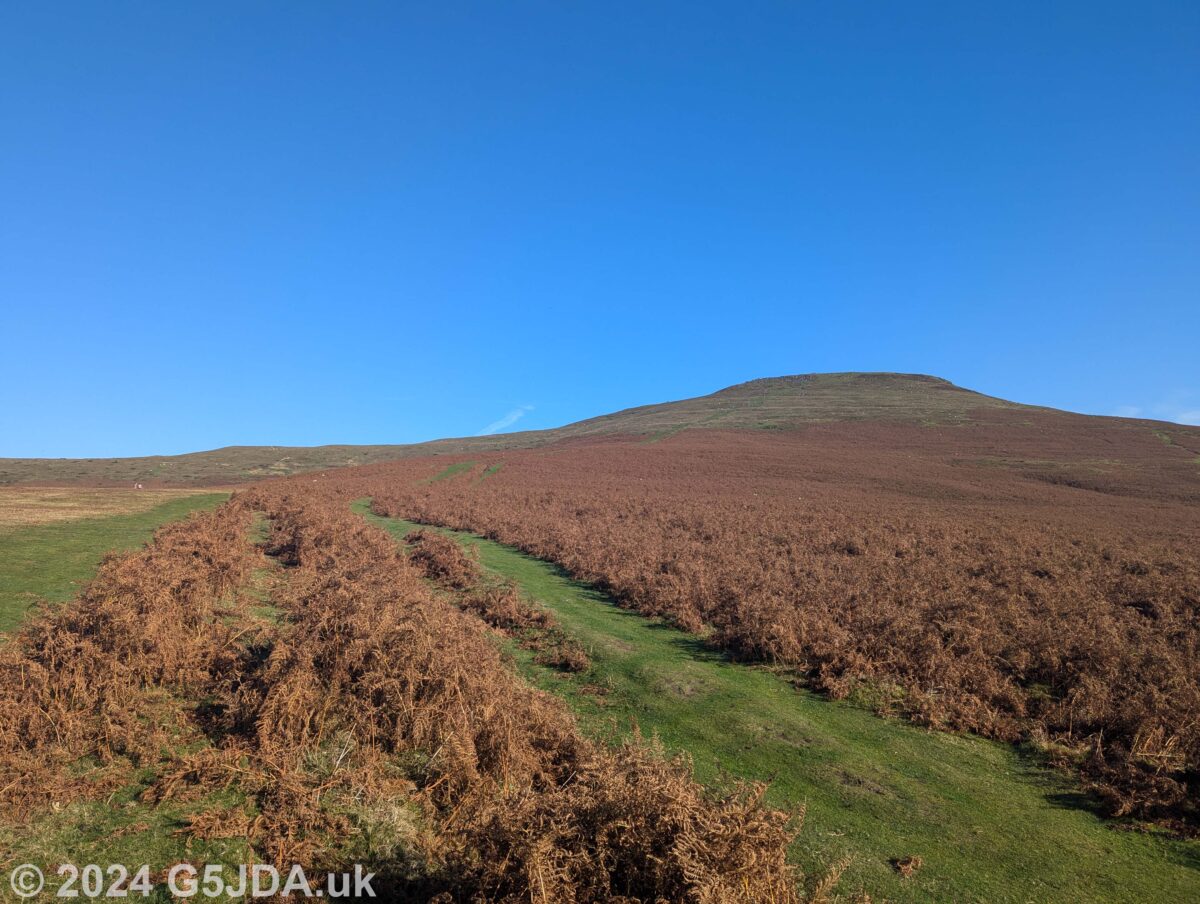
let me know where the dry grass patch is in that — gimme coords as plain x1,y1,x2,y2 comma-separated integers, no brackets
0,487,226,531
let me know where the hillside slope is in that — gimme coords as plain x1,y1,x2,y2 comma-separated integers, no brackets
340,409,1200,832
2,372,1196,486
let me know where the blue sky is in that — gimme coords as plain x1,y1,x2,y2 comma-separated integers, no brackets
2,2,1198,456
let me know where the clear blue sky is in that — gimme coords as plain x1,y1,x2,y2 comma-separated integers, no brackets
2,2,1198,456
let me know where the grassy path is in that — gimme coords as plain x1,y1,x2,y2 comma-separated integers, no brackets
0,492,228,632
359,503,1200,904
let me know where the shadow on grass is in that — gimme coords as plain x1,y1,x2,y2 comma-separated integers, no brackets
1009,747,1200,874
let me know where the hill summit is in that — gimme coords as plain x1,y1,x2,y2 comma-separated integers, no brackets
562,372,1028,437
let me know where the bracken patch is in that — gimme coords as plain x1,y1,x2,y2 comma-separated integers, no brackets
1,489,812,902
350,426,1200,830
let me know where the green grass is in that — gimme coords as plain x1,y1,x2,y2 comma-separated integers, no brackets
422,461,477,483
0,778,257,903
0,493,227,632
359,502,1200,904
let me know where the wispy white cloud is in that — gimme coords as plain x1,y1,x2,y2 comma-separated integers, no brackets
1111,393,1200,426
478,405,534,436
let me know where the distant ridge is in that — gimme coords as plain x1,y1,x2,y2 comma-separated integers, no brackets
0,372,1190,486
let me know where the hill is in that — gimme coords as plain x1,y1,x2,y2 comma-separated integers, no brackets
4,373,1199,900
8,371,1191,487
338,398,1200,834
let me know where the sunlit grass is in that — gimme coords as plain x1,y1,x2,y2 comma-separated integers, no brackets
0,493,228,632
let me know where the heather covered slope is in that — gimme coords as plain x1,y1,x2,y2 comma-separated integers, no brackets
9,372,1189,487
562,372,1030,435
331,421,1200,830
